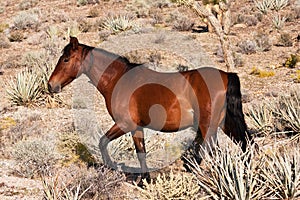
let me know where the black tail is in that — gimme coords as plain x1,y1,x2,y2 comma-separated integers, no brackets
224,73,250,152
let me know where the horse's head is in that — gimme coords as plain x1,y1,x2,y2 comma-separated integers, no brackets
48,36,85,93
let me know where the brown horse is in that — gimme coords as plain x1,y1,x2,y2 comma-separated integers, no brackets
48,37,250,180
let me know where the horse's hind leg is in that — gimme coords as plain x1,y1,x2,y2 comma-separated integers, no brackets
131,129,150,181
193,128,204,163
99,123,125,167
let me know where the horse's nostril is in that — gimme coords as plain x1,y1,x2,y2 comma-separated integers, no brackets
48,82,61,93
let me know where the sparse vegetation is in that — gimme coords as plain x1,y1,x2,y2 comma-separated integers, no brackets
284,54,300,68
141,171,201,200
254,32,272,52
278,32,293,47
13,11,39,30
1,0,300,199
238,40,257,54
12,138,60,178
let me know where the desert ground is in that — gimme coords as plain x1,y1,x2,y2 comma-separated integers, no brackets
0,0,299,199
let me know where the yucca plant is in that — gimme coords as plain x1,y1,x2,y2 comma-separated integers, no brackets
6,69,43,106
272,0,289,11
102,14,136,34
272,14,286,29
275,90,300,132
259,147,300,199
187,143,265,200
42,175,92,200
254,0,273,14
245,103,275,134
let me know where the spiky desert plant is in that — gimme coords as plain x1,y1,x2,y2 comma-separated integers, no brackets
275,90,300,132
187,143,265,200
6,69,42,106
141,170,202,200
245,102,275,134
254,0,273,14
272,0,289,11
272,14,286,29
102,14,136,34
42,175,92,200
259,146,300,199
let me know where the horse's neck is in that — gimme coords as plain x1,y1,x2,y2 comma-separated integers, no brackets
83,48,130,98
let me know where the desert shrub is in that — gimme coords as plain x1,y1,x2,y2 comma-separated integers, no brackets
278,32,293,47
172,15,194,31
259,146,300,199
12,138,60,177
250,67,275,77
88,7,99,18
8,30,24,42
77,0,88,6
77,18,93,33
294,70,300,83
42,165,126,200
284,54,300,68
13,10,39,30
18,0,38,10
0,23,8,32
0,34,11,48
233,52,244,67
141,171,201,200
187,143,264,200
168,10,194,31
238,40,257,54
101,14,137,34
57,131,92,165
254,32,272,52
234,14,258,26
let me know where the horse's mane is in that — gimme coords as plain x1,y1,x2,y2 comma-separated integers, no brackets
62,43,141,69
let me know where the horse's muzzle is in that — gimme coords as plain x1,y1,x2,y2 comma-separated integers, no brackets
48,82,61,93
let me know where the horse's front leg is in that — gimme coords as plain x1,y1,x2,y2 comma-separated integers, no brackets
99,123,125,167
131,129,150,182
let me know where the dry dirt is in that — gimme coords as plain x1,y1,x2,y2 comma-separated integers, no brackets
0,0,299,199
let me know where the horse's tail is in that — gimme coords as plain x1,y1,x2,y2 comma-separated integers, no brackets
224,73,250,152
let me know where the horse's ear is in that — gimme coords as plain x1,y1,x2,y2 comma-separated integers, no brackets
70,36,79,50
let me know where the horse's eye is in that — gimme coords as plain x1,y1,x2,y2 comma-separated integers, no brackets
63,58,70,63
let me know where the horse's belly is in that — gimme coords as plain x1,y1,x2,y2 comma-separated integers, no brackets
146,108,195,132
